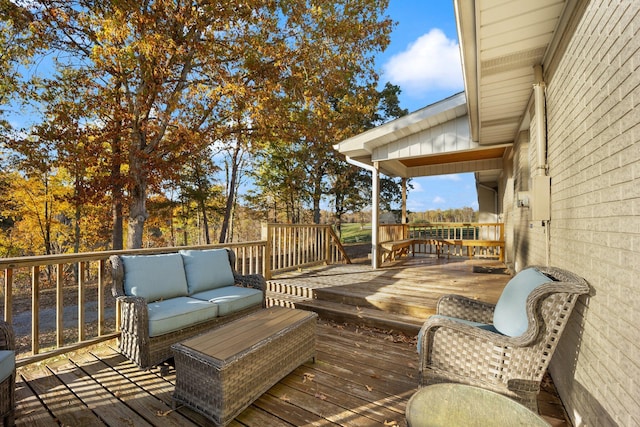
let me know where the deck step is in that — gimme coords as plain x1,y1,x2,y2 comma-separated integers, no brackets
265,291,308,309
313,286,437,319
293,298,425,336
266,280,315,299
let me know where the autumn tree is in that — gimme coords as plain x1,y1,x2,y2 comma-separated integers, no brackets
329,82,409,230
6,0,392,249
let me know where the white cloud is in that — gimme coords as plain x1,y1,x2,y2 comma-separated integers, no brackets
383,29,463,94
409,180,424,192
434,174,462,182
432,196,446,204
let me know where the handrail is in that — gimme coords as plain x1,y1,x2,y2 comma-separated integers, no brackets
377,223,505,261
1,224,351,366
379,223,504,242
261,223,350,279
327,226,351,265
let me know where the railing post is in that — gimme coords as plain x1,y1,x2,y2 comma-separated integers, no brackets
3,268,12,324
78,261,85,342
261,223,273,280
98,259,105,336
325,226,331,264
32,266,40,355
56,263,64,348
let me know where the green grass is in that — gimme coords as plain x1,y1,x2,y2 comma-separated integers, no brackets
337,223,372,243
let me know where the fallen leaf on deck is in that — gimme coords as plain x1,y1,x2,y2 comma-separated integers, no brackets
156,408,175,417
303,373,315,383
365,385,373,392
384,420,399,426
280,394,291,402
315,392,327,400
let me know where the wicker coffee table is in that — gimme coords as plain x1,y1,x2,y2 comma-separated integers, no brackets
171,307,317,425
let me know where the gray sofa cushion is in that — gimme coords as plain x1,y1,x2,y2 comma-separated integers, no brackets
180,249,235,294
121,253,188,302
147,297,219,337
0,350,14,382
191,286,263,316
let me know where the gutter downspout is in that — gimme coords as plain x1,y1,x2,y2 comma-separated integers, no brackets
533,65,550,266
345,156,380,269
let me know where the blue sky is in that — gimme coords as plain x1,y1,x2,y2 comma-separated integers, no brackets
375,0,478,212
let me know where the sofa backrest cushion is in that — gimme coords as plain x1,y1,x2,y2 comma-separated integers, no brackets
180,249,235,294
0,350,14,382
121,253,188,302
493,267,551,337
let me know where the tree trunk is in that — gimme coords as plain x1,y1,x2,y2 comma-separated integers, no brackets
198,197,210,244
219,144,240,244
312,171,323,224
127,155,148,249
110,115,124,250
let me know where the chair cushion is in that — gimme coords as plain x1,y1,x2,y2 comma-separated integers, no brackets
0,350,14,382
180,249,236,294
147,297,218,337
191,286,263,316
493,267,551,337
121,253,188,302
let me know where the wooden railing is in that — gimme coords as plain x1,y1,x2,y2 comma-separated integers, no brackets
379,223,504,242
1,223,350,366
261,223,350,279
378,223,505,260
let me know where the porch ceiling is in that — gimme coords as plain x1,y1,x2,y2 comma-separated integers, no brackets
334,92,511,179
455,0,570,145
335,0,572,186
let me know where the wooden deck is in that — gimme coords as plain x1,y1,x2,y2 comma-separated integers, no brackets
13,256,571,426
267,255,510,335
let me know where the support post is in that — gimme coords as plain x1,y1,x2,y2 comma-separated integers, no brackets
345,157,381,269
371,162,380,269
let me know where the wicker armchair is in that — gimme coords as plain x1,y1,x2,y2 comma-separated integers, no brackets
0,320,15,426
418,265,589,412
110,248,266,369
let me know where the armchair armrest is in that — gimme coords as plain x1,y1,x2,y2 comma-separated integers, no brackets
437,294,495,324
116,294,151,344
0,321,14,352
419,315,524,385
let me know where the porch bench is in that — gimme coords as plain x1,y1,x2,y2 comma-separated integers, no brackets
109,248,266,369
438,239,504,261
380,238,443,262
380,239,415,261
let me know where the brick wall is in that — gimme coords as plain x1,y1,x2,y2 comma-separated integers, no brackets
506,1,640,425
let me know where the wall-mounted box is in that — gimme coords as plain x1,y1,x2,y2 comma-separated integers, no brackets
517,192,530,208
531,175,551,221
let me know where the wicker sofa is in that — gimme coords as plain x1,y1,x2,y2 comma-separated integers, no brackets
0,319,15,426
418,265,589,412
110,248,265,369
